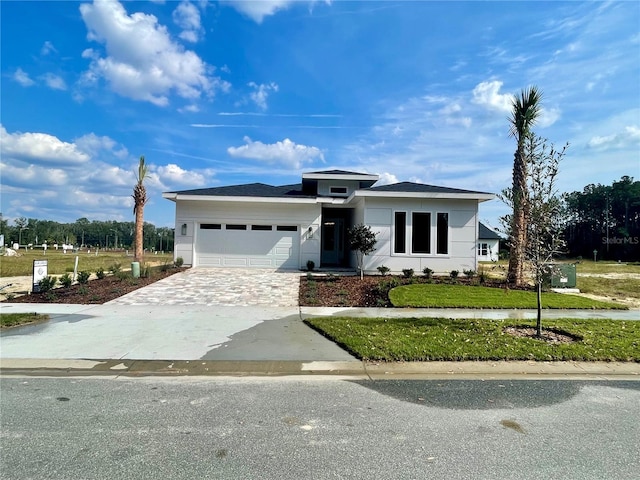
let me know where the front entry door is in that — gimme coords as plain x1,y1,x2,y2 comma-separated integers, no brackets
322,218,345,266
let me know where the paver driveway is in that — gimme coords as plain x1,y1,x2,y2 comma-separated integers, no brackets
107,268,302,307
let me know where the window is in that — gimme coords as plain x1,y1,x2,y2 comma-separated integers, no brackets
200,224,221,230
412,212,431,254
478,243,489,256
330,186,348,195
277,225,298,232
394,212,406,254
251,225,272,231
436,212,448,254
226,224,246,230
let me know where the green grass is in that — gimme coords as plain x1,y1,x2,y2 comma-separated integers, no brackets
578,276,640,300
389,283,627,309
1,313,49,328
0,249,174,277
304,316,640,362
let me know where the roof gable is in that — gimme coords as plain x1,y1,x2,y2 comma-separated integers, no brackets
479,222,502,239
367,181,492,195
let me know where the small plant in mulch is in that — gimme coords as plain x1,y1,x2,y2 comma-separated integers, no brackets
306,260,315,272
422,267,433,279
109,263,122,275
77,271,91,285
174,257,184,268
60,273,73,288
449,270,459,283
38,276,57,293
402,268,414,279
463,269,477,279
96,267,106,280
377,265,390,276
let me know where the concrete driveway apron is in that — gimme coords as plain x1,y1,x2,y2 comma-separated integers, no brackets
106,267,301,307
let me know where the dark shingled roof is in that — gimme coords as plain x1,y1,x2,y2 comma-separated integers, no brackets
168,183,311,198
306,169,377,176
367,181,492,195
479,222,502,239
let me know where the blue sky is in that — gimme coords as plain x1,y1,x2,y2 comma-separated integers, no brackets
1,0,639,232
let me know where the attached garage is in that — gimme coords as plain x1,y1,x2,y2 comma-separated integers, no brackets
195,223,300,268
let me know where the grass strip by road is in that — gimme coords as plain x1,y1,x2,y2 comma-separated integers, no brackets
304,317,640,362
1,313,49,328
389,284,627,309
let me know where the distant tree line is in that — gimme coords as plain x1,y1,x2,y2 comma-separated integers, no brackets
0,216,174,252
563,176,640,261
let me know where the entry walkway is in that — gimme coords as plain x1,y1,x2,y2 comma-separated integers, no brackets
107,267,302,307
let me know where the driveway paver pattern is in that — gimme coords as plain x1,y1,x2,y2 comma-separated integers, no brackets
107,268,302,307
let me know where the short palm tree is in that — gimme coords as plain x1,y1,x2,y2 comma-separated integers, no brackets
133,155,148,263
508,86,542,286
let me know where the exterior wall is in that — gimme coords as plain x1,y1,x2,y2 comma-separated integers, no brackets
477,238,500,262
317,180,362,198
173,200,321,268
361,197,479,275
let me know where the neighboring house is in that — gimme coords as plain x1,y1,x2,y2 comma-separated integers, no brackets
477,222,501,262
163,170,494,273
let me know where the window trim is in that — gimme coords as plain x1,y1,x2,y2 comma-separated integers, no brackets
393,211,407,254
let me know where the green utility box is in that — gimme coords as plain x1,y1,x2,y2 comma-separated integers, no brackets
547,263,577,288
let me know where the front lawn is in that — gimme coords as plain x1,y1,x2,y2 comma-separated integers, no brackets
1,313,49,328
304,316,640,362
389,283,627,309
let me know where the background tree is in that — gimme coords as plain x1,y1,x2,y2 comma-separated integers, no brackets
132,156,148,262
507,86,543,286
348,224,378,280
564,176,640,261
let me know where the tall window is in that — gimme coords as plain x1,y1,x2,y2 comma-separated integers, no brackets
411,212,431,254
394,212,406,254
436,212,448,254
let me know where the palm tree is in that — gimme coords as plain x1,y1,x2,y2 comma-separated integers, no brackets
133,155,148,263
508,86,542,286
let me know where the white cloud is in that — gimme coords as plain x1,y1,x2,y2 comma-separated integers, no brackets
223,0,294,23
587,125,640,150
173,1,202,43
41,73,67,91
13,68,35,87
373,172,399,186
40,41,58,56
537,107,561,128
0,162,69,187
0,125,89,165
74,133,129,159
178,104,200,113
472,80,512,113
155,163,209,187
248,81,278,110
227,136,324,168
79,0,227,106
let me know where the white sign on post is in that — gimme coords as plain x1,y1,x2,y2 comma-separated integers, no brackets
33,260,48,293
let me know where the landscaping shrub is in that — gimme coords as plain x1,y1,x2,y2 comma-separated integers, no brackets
450,270,459,282
141,263,151,278
96,267,106,280
109,262,122,275
38,276,57,293
77,271,91,285
175,257,184,267
306,260,315,272
402,268,414,279
463,269,477,279
60,273,73,288
377,265,390,276
422,267,433,279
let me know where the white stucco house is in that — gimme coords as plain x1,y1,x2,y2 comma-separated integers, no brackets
477,222,502,262
163,170,495,274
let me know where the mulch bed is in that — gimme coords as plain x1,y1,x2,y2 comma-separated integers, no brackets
504,326,582,344
299,274,513,307
3,268,186,304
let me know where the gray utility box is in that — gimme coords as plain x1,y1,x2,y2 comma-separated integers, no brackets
547,263,577,288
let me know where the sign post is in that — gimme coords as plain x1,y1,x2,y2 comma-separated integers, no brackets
32,260,48,293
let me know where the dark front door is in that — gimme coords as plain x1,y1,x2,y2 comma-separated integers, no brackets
321,218,345,266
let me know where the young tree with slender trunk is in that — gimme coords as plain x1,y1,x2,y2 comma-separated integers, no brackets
132,156,148,263
348,224,378,280
508,86,542,286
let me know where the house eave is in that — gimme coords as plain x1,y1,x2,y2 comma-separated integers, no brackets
302,172,380,182
163,193,317,204
353,191,496,202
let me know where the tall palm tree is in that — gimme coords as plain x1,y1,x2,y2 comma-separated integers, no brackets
133,155,148,263
508,86,542,286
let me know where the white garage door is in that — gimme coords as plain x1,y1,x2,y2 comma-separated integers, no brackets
195,223,300,269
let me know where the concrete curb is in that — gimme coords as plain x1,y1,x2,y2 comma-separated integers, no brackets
1,358,639,379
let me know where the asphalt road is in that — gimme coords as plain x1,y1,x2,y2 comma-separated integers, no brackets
1,377,639,479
